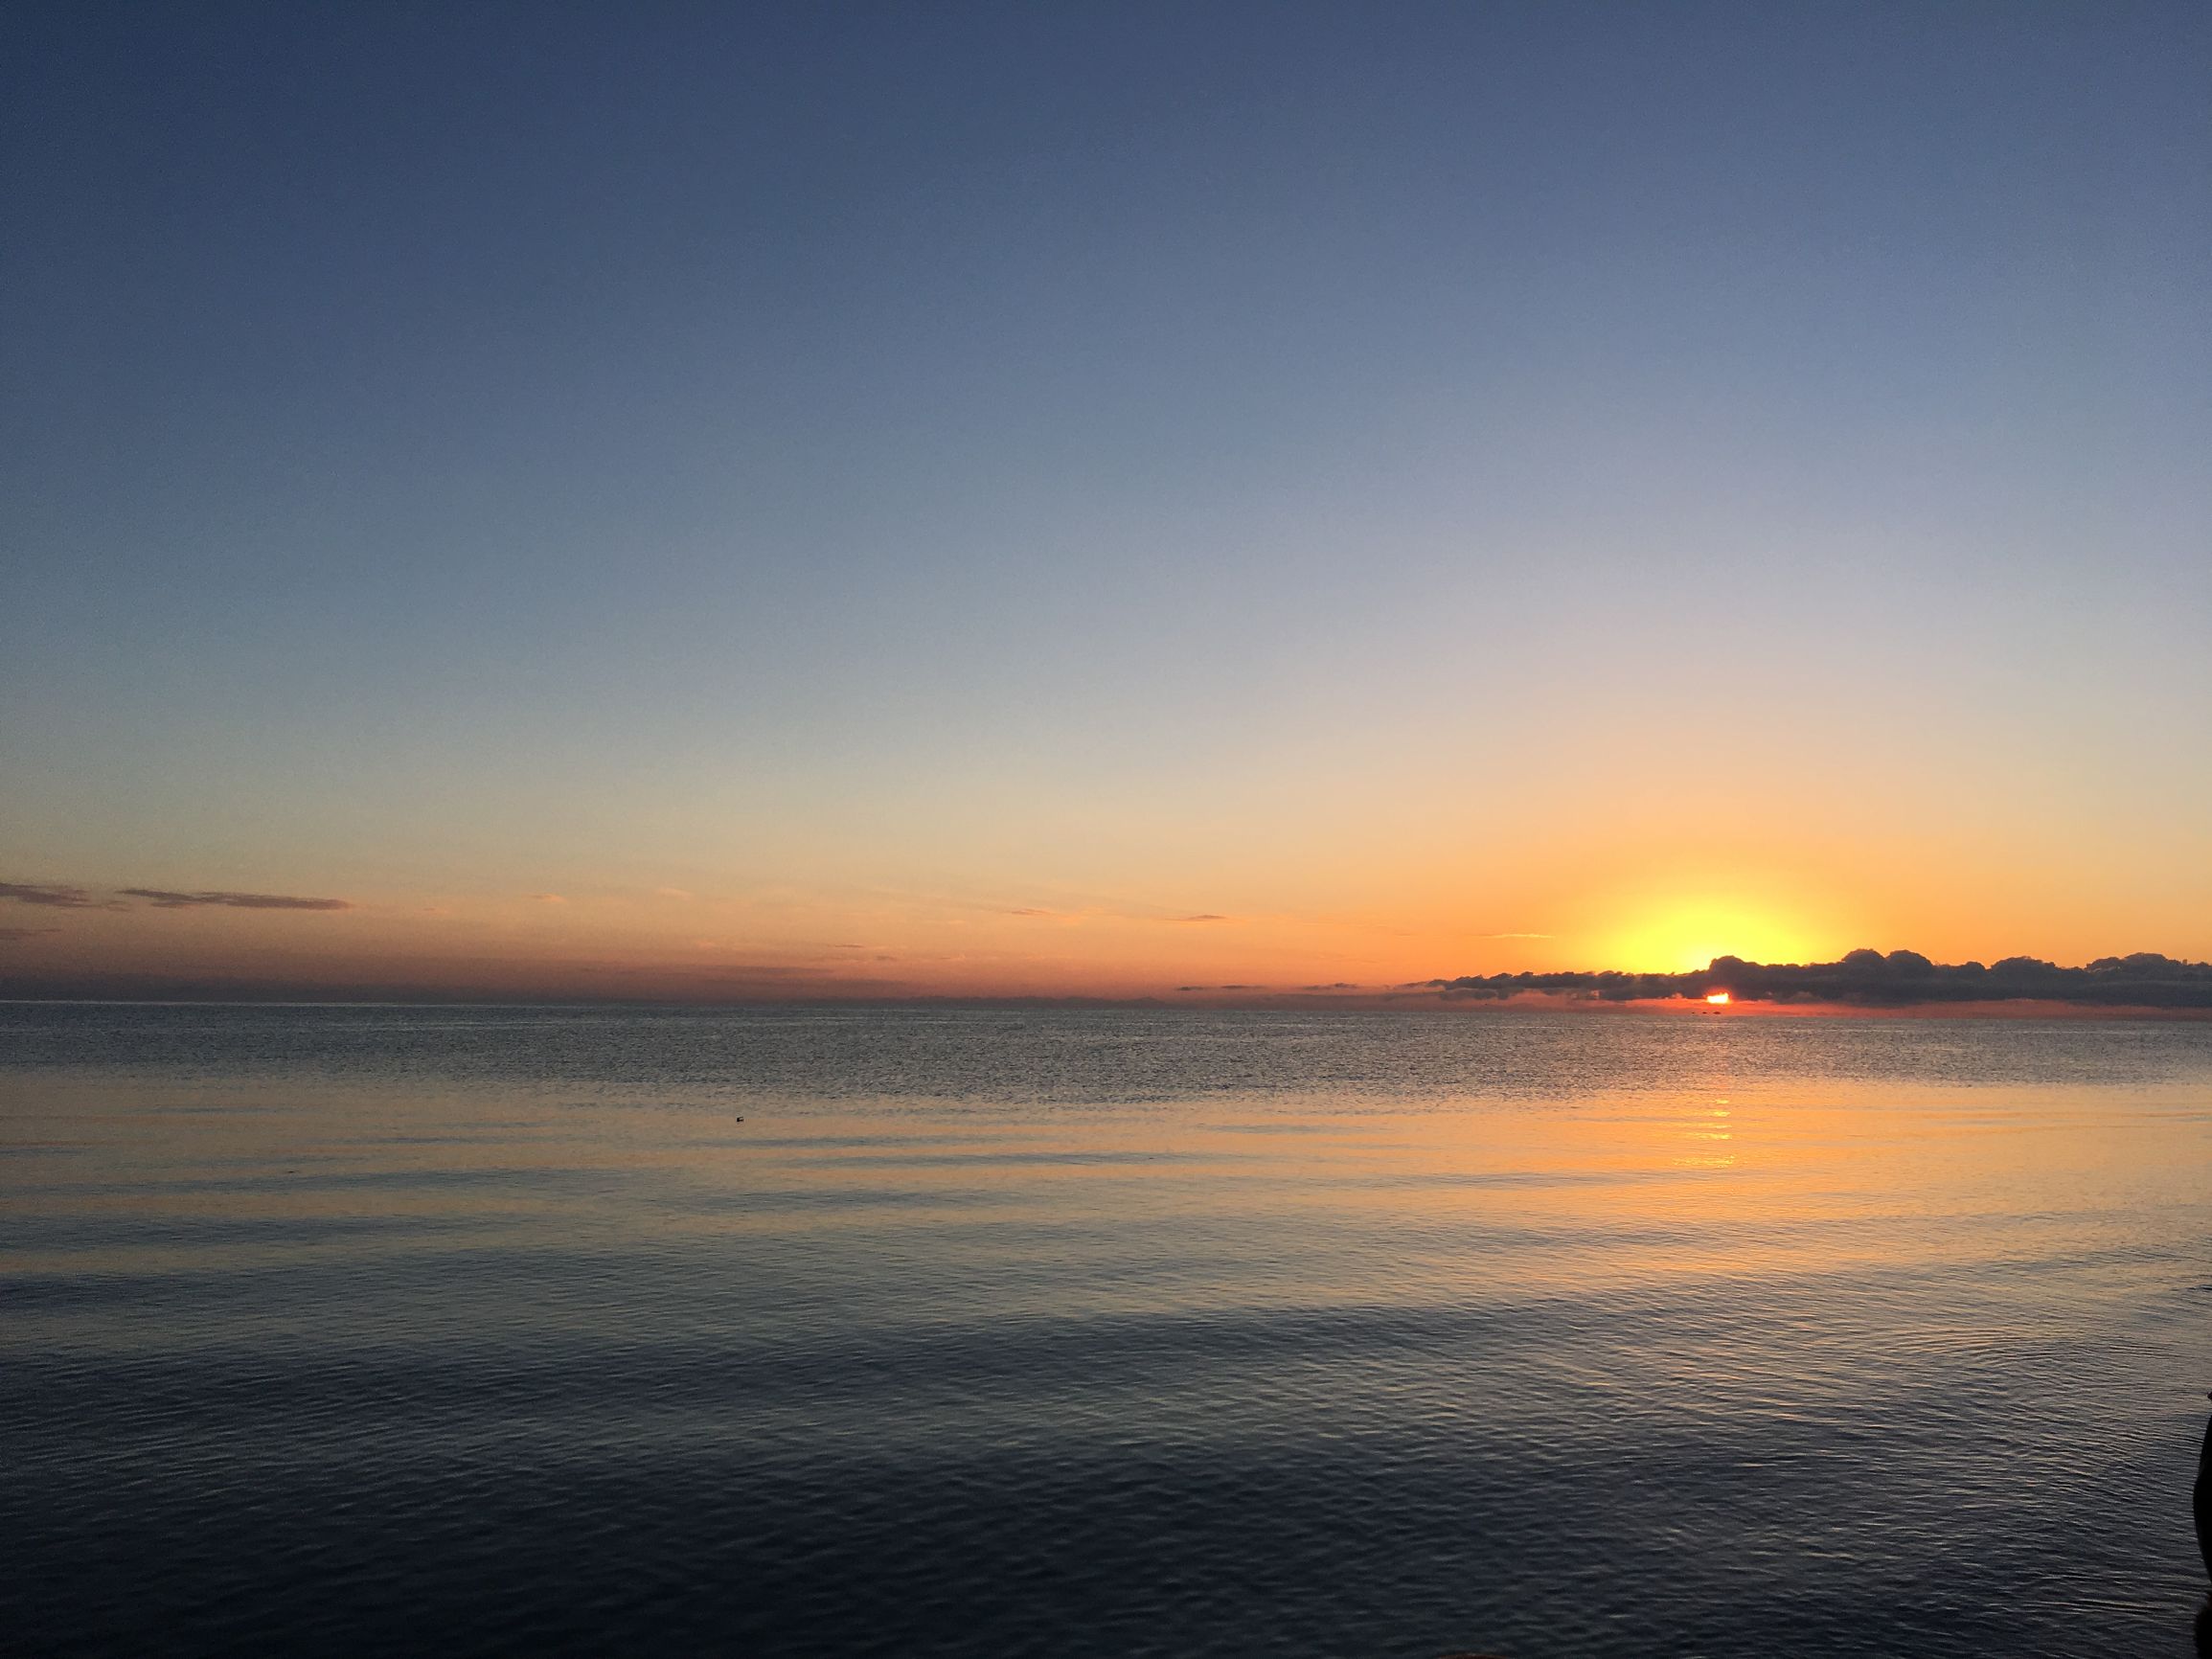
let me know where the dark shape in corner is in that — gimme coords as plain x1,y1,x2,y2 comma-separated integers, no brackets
2197,1392,2211,1584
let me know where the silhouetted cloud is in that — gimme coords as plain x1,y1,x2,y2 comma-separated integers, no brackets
121,889,353,911
1177,914,1232,923
1300,982,1363,990
1425,948,2212,1009
0,881,103,908
0,925,62,941
1176,983,1268,991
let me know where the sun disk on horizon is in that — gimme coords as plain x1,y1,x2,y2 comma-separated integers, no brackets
1595,892,1827,974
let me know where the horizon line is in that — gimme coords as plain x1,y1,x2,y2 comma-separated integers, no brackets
4,948,2209,1014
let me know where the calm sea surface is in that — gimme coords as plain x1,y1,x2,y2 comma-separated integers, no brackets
5,1004,2209,1657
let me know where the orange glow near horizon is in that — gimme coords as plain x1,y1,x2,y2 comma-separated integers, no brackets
1706,990,1732,1006
0,852,2203,1005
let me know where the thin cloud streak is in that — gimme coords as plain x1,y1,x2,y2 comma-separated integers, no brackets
121,889,353,911
6,880,351,912
0,881,105,909
1007,905,1240,925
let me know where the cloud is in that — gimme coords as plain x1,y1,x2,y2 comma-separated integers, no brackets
530,893,568,904
654,888,695,900
1425,948,2212,1009
122,889,353,911
0,925,62,941
1175,981,1363,994
1005,905,1238,926
0,881,103,909
623,963,913,994
6,880,353,912
1003,906,1106,928
665,963,825,978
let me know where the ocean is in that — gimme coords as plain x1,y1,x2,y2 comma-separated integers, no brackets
4,1003,2209,1657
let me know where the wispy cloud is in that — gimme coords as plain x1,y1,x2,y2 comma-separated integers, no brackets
530,893,568,904
0,881,104,909
6,880,352,912
654,887,695,900
679,963,824,978
1008,905,1238,926
122,889,353,911
607,961,912,993
0,925,63,941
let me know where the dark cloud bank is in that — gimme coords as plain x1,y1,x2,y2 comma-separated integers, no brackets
1424,949,2212,1011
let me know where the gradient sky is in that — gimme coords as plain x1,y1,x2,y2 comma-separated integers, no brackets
4,2,2208,999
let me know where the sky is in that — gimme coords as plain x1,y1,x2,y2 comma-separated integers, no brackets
3,1,2208,1002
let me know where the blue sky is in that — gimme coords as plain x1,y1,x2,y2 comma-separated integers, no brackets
4,2,2207,994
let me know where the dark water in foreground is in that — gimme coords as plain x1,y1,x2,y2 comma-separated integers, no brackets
4,1004,2209,1658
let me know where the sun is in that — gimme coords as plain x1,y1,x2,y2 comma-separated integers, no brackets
1704,990,1731,1006
1589,886,1830,974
